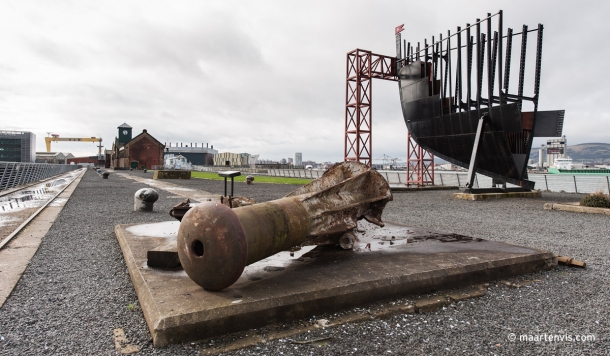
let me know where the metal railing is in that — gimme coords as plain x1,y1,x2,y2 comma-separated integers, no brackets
262,169,610,195
0,162,81,191
267,169,324,179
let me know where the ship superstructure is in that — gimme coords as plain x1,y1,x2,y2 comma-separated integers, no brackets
397,11,565,192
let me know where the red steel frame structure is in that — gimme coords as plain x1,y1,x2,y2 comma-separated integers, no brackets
344,48,434,185
344,49,396,166
407,132,434,185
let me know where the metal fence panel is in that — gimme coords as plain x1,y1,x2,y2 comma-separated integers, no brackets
195,167,609,195
0,162,80,191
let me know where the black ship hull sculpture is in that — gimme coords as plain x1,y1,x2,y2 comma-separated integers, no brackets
397,11,565,192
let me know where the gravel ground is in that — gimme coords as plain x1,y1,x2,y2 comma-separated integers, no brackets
0,169,608,355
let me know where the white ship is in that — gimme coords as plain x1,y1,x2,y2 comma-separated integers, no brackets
548,157,610,174
552,157,573,170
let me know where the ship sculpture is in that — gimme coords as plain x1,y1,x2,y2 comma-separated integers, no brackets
397,11,565,192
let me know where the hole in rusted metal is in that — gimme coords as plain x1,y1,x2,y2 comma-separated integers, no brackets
191,240,204,257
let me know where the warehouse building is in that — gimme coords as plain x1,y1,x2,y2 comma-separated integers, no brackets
35,152,74,164
165,143,217,166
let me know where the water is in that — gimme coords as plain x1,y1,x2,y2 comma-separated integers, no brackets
0,187,51,213
433,171,610,194
0,175,75,213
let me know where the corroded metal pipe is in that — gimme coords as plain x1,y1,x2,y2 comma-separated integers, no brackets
177,161,392,290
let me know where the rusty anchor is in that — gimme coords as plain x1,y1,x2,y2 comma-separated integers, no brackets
177,161,393,290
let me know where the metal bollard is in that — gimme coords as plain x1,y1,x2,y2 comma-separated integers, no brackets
134,188,159,212
177,161,392,290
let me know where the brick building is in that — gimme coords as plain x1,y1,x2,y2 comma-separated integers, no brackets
110,124,165,169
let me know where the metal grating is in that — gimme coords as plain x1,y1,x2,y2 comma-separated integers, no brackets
0,162,80,191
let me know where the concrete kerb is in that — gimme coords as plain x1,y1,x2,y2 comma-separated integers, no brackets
390,185,459,192
544,202,610,215
454,191,543,200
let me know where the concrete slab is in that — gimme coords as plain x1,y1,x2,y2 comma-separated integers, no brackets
544,202,610,215
115,220,556,347
454,190,542,200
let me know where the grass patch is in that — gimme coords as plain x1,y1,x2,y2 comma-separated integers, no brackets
191,171,312,185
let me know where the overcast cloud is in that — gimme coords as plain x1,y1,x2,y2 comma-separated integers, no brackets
1,0,608,162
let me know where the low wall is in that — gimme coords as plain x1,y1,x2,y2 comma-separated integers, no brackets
153,170,191,180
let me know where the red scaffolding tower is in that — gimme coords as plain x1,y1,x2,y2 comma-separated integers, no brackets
344,49,396,166
344,48,434,185
406,132,434,186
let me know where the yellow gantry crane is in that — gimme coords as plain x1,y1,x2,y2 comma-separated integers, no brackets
45,134,103,156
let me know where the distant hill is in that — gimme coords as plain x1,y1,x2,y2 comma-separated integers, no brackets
530,143,610,163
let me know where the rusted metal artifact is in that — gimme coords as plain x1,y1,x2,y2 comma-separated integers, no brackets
397,11,565,192
177,161,392,290
168,199,192,221
169,195,256,221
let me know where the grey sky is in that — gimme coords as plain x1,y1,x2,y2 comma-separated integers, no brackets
1,1,608,162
